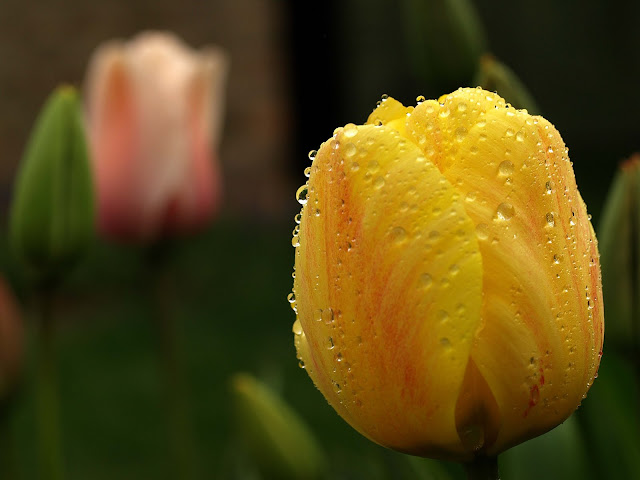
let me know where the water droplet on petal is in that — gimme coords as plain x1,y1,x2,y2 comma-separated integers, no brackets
419,273,433,289
292,319,303,335
344,123,358,138
389,226,407,243
546,212,555,227
373,176,385,189
476,223,489,240
296,185,309,205
496,203,515,221
498,160,514,176
308,150,317,161
322,308,335,325
343,142,357,157
456,127,468,142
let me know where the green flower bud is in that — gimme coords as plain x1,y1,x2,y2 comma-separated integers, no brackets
598,154,640,351
401,0,488,88
9,86,95,283
473,54,541,114
231,373,325,480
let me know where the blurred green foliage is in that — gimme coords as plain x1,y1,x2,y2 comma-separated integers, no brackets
0,214,634,479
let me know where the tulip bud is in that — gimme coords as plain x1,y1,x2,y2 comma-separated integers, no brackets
473,54,541,114
84,31,228,243
231,373,325,480
597,154,640,351
9,86,95,283
291,88,603,461
0,276,23,401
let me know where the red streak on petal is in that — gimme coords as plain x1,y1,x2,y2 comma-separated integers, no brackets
523,384,540,418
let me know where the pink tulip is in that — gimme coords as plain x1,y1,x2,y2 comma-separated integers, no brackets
84,31,228,242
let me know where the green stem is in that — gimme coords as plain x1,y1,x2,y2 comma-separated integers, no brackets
148,245,199,480
0,399,18,480
34,287,64,480
463,456,500,480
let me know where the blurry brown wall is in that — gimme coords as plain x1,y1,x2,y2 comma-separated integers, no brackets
0,0,294,222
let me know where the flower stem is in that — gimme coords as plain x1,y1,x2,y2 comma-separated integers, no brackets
0,399,18,480
34,287,64,480
463,456,500,480
147,244,199,480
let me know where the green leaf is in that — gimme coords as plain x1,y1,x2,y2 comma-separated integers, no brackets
577,351,640,479
597,156,640,351
499,413,592,480
231,372,326,480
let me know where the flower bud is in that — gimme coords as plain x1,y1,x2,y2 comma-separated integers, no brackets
9,86,95,282
473,54,541,114
401,0,487,87
291,88,603,460
84,31,228,243
231,373,325,480
597,154,640,351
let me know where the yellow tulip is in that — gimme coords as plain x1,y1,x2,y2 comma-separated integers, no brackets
290,88,603,461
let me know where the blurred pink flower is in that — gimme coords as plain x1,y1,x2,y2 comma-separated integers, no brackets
0,276,23,399
84,31,228,242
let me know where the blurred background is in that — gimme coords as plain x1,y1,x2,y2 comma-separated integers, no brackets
0,0,638,479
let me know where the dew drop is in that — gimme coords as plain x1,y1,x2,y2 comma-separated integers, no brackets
546,212,555,227
456,126,468,142
440,337,451,348
545,181,553,194
373,176,385,189
498,160,514,176
296,185,309,205
308,150,317,161
389,226,407,243
292,319,303,336
416,95,425,103
496,202,515,221
419,273,433,289
322,308,335,325
344,123,358,138
344,142,357,157
476,223,489,240
437,310,449,323
516,131,525,142
287,292,296,304
294,213,302,224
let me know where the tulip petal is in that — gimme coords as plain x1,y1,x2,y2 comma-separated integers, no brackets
293,123,484,459
403,88,603,454
84,44,144,239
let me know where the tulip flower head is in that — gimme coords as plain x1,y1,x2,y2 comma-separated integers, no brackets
291,88,603,461
84,31,228,242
